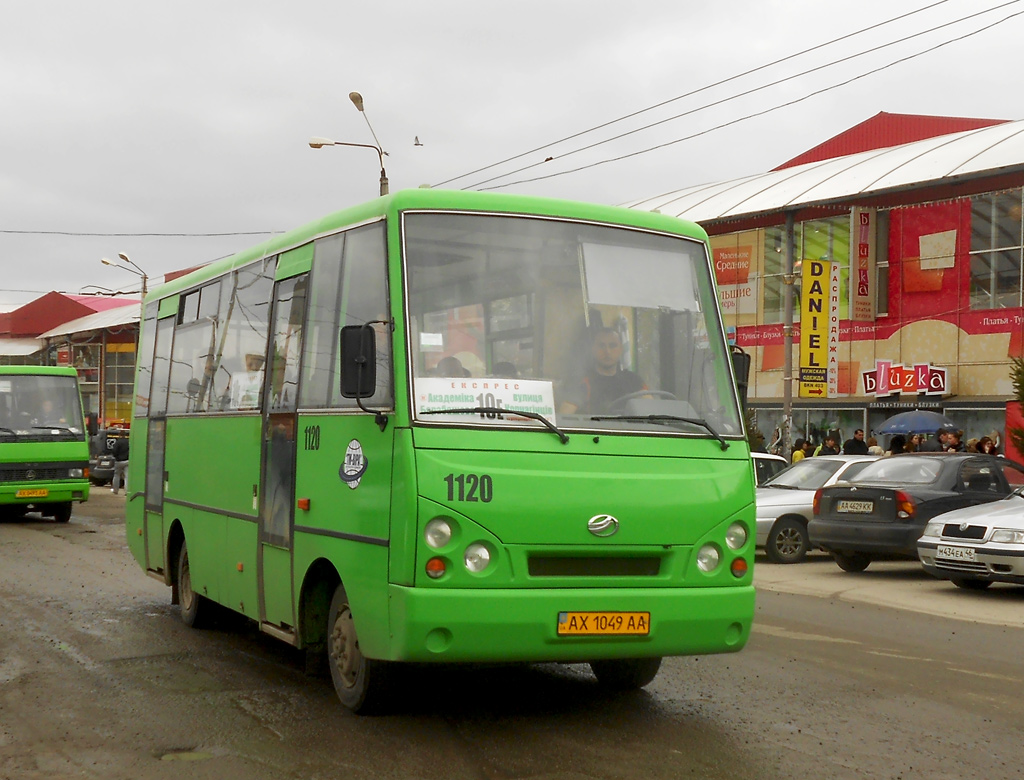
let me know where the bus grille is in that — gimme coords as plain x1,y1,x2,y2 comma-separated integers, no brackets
0,464,81,483
528,556,661,577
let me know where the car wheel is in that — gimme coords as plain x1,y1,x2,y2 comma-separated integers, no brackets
589,657,662,690
327,584,391,713
177,542,212,628
765,518,809,564
831,551,871,572
952,578,992,590
51,502,72,523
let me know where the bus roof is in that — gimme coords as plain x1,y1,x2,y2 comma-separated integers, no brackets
147,189,708,304
0,366,80,378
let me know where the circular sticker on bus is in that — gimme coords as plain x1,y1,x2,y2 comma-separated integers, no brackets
340,439,368,489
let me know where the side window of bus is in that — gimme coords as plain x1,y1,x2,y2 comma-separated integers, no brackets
300,223,391,409
133,302,159,418
167,281,225,414
149,317,174,416
219,259,276,411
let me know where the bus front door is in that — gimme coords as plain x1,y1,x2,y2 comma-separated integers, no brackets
257,273,307,635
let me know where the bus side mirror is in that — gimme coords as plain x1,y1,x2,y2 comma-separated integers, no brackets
340,325,377,398
731,346,751,412
86,411,99,437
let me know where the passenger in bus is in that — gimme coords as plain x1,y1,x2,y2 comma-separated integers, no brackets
558,327,647,415
492,361,518,378
434,356,470,377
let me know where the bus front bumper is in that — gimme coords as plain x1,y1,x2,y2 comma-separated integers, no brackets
385,584,755,663
0,482,89,506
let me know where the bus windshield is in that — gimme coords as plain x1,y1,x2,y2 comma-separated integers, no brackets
0,374,85,439
403,211,743,438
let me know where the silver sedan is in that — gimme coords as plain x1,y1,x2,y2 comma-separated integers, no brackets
756,454,880,564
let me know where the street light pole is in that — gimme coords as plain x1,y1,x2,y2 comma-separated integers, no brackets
100,253,148,307
308,91,389,196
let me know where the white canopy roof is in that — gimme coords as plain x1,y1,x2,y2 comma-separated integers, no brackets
38,303,140,339
626,118,1024,224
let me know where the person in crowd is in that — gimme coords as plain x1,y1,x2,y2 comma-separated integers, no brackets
866,436,885,455
918,428,948,452
558,327,647,415
887,434,906,456
110,431,130,495
817,431,840,456
945,431,965,452
904,433,921,453
977,436,996,455
965,438,980,453
792,438,807,463
842,429,869,455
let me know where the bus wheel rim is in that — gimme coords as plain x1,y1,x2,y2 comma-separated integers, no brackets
330,606,361,689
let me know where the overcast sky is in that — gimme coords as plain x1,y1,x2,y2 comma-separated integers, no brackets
2,0,1022,309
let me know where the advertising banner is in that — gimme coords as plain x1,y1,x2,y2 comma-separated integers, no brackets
798,259,832,397
850,207,875,321
710,235,757,316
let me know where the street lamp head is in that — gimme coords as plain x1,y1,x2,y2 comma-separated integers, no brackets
349,92,364,112
117,252,130,263
309,136,335,149
100,257,116,267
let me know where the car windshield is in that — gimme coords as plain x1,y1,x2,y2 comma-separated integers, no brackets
850,457,943,485
403,212,743,439
0,374,84,440
764,458,846,490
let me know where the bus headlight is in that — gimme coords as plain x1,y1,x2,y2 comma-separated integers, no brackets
725,522,747,550
68,468,84,479
696,544,721,572
464,543,491,573
424,518,452,549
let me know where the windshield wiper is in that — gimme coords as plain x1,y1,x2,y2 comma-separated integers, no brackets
591,414,729,450
0,426,16,436
421,407,569,444
32,425,76,435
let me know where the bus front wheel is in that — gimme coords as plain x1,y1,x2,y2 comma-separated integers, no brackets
52,502,72,523
589,657,662,690
327,584,389,714
177,542,212,628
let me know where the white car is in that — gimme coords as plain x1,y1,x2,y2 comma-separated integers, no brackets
752,452,787,486
917,487,1024,589
756,455,880,564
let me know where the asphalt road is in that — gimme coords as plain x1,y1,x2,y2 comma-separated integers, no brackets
1,495,1023,780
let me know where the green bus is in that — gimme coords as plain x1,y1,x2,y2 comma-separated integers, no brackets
125,189,755,712
0,365,90,522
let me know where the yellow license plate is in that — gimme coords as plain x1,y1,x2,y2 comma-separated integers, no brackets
557,611,650,636
16,489,48,498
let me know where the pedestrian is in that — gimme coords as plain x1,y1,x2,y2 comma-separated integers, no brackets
945,431,964,453
904,433,921,453
842,429,869,455
817,431,840,456
887,435,906,456
977,436,996,455
866,436,885,456
918,428,948,452
111,432,130,495
792,437,807,463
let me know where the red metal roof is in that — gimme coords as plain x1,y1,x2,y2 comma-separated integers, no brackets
64,294,138,312
774,111,1009,170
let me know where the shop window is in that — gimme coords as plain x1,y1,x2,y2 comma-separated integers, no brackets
970,190,1024,310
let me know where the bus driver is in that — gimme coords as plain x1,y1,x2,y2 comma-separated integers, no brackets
558,327,647,415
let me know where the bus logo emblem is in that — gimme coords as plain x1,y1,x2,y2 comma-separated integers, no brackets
587,514,619,537
339,439,368,490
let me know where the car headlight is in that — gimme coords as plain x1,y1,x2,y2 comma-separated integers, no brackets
725,522,747,550
424,518,453,549
923,521,945,539
464,543,492,573
990,528,1024,544
696,544,721,572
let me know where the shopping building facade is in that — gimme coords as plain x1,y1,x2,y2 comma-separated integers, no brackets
629,113,1024,456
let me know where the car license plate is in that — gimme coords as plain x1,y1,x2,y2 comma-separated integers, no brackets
837,500,873,513
937,545,977,562
557,611,650,636
16,489,48,498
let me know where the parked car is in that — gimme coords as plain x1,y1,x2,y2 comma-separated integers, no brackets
917,488,1024,589
89,427,129,486
752,452,787,486
810,453,1024,573
756,455,880,564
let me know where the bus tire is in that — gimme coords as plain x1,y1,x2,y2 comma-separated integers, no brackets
52,502,72,523
327,584,389,714
589,657,662,690
177,542,211,628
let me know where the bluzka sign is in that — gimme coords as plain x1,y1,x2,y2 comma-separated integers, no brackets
861,361,947,396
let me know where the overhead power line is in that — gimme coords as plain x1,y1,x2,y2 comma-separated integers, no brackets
434,0,959,188
474,6,1024,192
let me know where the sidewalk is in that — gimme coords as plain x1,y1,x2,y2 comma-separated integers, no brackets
755,551,1024,629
